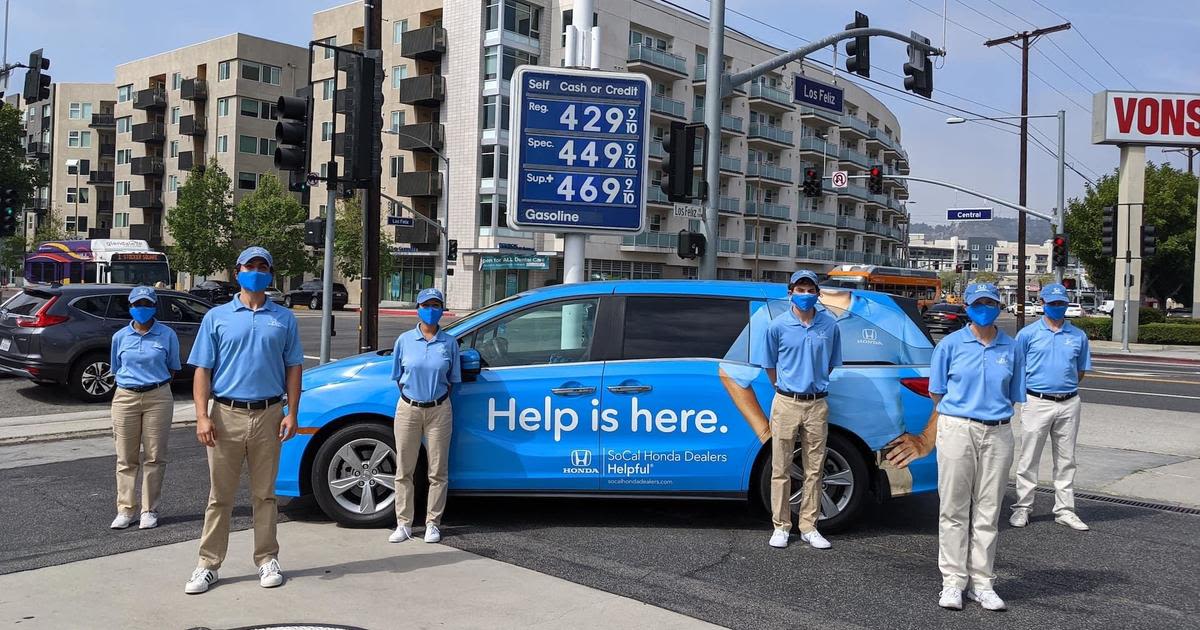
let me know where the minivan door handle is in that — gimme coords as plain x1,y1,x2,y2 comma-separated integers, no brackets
551,385,596,396
607,384,652,394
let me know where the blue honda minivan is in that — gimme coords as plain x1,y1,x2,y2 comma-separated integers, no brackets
277,280,938,531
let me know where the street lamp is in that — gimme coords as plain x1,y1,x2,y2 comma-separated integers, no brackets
383,127,450,298
64,159,81,238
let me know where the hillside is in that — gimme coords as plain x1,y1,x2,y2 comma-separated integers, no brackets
910,217,1053,243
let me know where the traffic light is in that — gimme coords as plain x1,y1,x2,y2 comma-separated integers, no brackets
802,167,822,198
446,239,458,262
676,230,706,260
660,121,697,202
844,11,870,78
304,217,326,248
902,32,933,99
288,170,312,194
1052,234,1068,268
1140,224,1157,258
335,51,383,184
275,94,311,179
1101,206,1117,257
867,165,884,194
22,49,51,104
955,264,963,273
0,188,18,238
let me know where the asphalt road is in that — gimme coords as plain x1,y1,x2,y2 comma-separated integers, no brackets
1,432,1197,629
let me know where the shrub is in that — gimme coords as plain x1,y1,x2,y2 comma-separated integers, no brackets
1071,317,1111,341
1139,307,1166,324
1137,323,1200,345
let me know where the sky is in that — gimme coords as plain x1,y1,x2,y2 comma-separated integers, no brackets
6,0,1197,227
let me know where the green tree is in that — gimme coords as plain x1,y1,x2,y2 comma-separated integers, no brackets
332,193,397,282
232,173,314,280
939,270,962,294
166,159,235,277
31,208,68,244
1,104,48,274
1065,162,1196,311
973,270,1000,284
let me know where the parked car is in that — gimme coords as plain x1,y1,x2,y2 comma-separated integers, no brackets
283,280,349,310
278,281,938,532
1031,302,1044,316
0,284,213,402
1065,303,1084,318
265,286,287,305
189,280,239,304
1098,300,1115,316
922,302,968,334
1167,307,1195,319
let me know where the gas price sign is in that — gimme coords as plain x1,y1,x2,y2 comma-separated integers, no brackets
507,66,651,233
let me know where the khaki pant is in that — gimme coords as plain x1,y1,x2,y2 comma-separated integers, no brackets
769,394,829,532
111,385,174,515
1013,396,1082,516
197,401,283,571
936,415,1014,591
394,400,453,527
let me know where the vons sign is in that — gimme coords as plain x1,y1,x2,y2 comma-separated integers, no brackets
1093,91,1200,146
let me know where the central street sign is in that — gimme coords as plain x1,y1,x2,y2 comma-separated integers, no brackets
386,216,414,227
947,207,993,221
672,202,704,219
831,170,849,189
508,66,652,234
793,75,844,113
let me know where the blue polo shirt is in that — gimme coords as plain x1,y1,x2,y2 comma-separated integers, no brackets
762,308,842,395
188,295,304,400
930,327,1026,421
391,326,461,401
1017,318,1092,394
110,321,181,389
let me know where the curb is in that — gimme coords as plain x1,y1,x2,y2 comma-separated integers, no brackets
1092,353,1200,365
0,420,197,446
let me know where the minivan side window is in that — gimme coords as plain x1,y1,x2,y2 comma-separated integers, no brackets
470,298,599,368
160,296,210,323
105,294,133,320
621,296,750,361
71,295,110,318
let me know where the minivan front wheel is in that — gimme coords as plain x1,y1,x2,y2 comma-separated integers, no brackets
757,431,869,533
69,352,115,403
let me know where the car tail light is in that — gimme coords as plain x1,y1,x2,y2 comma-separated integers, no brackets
944,313,958,320
900,377,931,398
17,296,68,328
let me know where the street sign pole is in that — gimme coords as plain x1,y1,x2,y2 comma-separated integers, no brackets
561,0,597,286
698,0,725,280
320,161,338,365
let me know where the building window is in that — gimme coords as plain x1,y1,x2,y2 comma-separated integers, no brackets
68,131,92,148
238,172,258,190
167,175,178,192
586,259,662,280
116,181,130,196
65,216,89,233
240,98,260,117
481,146,508,179
481,95,510,131
390,155,403,178
486,0,501,30
390,110,404,132
391,66,408,89
239,135,258,154
114,212,130,228
117,85,133,102
321,121,333,142
116,116,132,133
66,187,90,204
477,194,508,228
217,97,230,117
68,102,93,119
171,72,182,90
170,106,181,125
241,61,261,81
241,61,282,85
504,0,541,40
322,78,335,100
216,135,229,153
393,19,408,45
116,149,132,165
649,214,662,232
258,138,276,156
169,140,179,158
218,61,231,81
321,36,336,59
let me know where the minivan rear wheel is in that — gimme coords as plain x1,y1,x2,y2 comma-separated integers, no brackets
69,351,115,403
757,431,869,533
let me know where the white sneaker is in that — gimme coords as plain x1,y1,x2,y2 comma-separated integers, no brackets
110,513,136,529
424,524,442,543
257,558,283,588
768,529,790,548
938,586,963,610
184,567,218,594
139,512,158,529
800,530,832,549
388,524,412,543
1055,512,1089,531
966,588,1007,611
1009,508,1030,528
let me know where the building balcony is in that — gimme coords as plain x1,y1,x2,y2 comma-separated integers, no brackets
622,231,678,251
96,199,114,214
693,149,741,173
129,190,163,209
836,215,867,231
87,228,111,239
866,220,890,236
718,196,741,214
747,123,794,147
26,141,50,158
394,122,445,152
692,108,744,134
840,146,873,168
748,83,794,111
649,141,665,160
744,241,790,257
650,94,686,119
100,142,116,156
836,249,866,264
89,114,116,129
842,184,871,202
87,170,115,186
867,192,890,208
796,210,837,227
133,88,167,111
798,105,841,125
797,136,833,156
646,185,670,206
178,151,205,172
129,223,164,248
31,195,50,211
626,43,687,79
717,238,741,255
131,122,165,144
745,161,792,184
795,245,835,261
397,74,445,107
395,171,442,197
745,201,791,221
865,252,893,266
868,127,894,148
179,115,206,137
180,78,208,101
839,115,871,139
401,25,447,61
130,156,164,177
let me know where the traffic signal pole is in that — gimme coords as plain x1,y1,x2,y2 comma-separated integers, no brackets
320,161,338,365
359,0,382,352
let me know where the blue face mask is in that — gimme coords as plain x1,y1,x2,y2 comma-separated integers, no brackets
237,270,273,293
1044,304,1068,320
418,306,444,326
966,303,1001,327
129,305,156,325
791,293,819,311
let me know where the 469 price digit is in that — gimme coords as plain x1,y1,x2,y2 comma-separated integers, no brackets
555,176,636,205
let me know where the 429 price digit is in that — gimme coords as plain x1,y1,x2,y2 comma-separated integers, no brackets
559,104,639,135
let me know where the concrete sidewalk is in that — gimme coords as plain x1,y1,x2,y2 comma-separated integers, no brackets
1090,340,1200,363
0,520,717,630
0,402,196,444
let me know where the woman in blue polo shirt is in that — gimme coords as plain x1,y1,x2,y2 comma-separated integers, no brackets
388,287,461,546
109,286,181,531
884,283,1026,613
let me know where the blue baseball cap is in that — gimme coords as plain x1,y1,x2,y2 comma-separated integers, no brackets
236,246,273,268
416,287,445,305
1040,283,1069,303
789,270,820,287
964,282,1001,305
128,286,157,304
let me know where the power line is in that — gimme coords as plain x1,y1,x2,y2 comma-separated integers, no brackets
1025,0,1137,88
982,0,1037,28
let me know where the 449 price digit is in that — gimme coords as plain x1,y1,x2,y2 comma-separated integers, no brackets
556,140,638,169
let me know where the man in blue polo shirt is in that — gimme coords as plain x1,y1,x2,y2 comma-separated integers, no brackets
1010,283,1092,531
184,246,304,595
885,283,1025,611
762,269,842,550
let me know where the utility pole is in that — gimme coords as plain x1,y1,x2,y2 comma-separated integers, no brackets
358,0,382,352
1164,147,1197,174
985,22,1070,327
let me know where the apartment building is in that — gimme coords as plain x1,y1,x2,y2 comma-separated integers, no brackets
111,33,308,252
907,233,967,271
308,0,912,309
6,84,116,239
